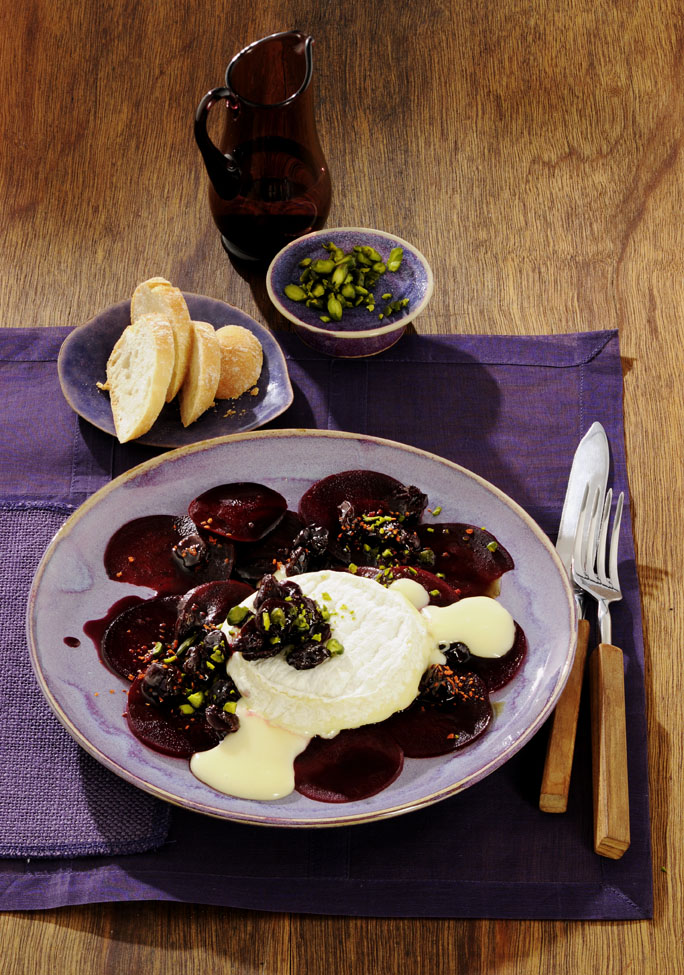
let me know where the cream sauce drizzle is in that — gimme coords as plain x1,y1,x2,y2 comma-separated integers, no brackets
190,699,310,800
387,580,515,658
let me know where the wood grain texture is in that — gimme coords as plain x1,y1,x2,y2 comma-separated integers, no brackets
1,0,682,970
540,618,590,813
590,643,631,859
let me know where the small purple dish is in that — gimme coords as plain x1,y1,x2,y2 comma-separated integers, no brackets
266,228,433,357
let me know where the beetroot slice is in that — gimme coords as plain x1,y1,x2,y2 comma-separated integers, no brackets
294,726,404,803
101,595,181,680
104,515,235,595
355,565,462,606
84,595,147,657
383,675,492,757
126,676,220,758
188,483,287,542
298,470,426,533
175,579,255,639
232,510,304,581
104,515,190,594
456,622,527,691
416,523,514,597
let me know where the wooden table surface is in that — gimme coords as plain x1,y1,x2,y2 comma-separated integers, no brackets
1,0,681,971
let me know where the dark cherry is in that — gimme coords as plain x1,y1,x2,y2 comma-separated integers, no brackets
104,515,235,595
100,595,181,680
175,579,254,640
284,522,330,576
415,523,514,597
126,676,220,758
383,673,492,758
204,704,239,735
294,725,404,803
298,469,427,534
232,510,304,581
188,482,287,542
453,622,527,692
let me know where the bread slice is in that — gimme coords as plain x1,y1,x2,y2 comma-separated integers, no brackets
131,277,192,402
179,320,221,427
106,313,175,443
214,324,263,399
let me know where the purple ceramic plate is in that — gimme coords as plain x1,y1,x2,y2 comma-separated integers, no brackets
57,294,293,447
27,431,576,828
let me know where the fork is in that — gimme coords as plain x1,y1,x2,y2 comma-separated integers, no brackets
573,485,630,859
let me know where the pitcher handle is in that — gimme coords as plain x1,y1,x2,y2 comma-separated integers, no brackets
194,87,240,199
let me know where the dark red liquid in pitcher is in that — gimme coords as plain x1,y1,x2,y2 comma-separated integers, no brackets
209,137,330,262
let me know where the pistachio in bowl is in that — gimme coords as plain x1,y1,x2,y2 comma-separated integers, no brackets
266,228,434,357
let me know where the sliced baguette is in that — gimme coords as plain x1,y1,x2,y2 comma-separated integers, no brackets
106,313,175,443
131,277,192,402
179,320,221,427
214,324,263,399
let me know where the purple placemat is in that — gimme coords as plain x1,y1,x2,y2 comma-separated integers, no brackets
0,326,652,918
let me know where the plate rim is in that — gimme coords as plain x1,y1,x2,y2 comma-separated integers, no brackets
27,428,577,827
56,292,294,448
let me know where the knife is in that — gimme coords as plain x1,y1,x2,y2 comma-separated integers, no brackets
539,421,609,813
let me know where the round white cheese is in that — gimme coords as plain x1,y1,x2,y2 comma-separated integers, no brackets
226,569,435,738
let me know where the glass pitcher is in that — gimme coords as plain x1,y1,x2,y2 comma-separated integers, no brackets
194,30,332,263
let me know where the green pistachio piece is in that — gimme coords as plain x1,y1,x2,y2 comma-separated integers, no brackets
331,264,347,288
387,247,404,271
327,294,343,321
312,258,335,274
285,283,307,302
362,246,383,262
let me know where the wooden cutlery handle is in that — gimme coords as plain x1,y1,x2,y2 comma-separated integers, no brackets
540,619,591,812
589,643,631,859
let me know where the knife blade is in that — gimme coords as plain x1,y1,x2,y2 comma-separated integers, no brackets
539,421,609,813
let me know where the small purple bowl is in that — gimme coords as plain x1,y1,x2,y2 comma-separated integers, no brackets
266,228,434,357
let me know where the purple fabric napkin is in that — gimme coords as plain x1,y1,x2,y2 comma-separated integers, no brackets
0,326,652,918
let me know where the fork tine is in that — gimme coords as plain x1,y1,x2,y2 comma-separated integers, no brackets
596,488,613,584
584,487,603,574
607,491,624,584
